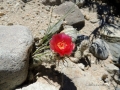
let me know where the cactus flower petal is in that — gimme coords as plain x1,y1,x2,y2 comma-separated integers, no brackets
50,33,75,57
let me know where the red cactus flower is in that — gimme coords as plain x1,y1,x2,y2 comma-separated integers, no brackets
50,33,75,57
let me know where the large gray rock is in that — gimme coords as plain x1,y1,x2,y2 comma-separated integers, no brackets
0,25,33,90
53,1,85,29
100,24,120,63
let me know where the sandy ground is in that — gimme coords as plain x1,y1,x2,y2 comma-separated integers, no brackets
0,0,119,90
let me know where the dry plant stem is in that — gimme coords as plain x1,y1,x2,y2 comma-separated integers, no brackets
33,45,50,55
57,59,60,66
42,77,55,86
62,58,68,67
111,71,120,85
46,7,53,34
58,63,65,90
96,59,105,67
33,51,49,58
61,73,64,90
36,33,52,48
66,56,74,62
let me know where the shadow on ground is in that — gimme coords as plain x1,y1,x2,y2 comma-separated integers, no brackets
84,0,120,26
18,64,77,90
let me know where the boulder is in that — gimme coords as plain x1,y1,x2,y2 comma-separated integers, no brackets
0,25,33,90
100,23,120,63
53,1,85,30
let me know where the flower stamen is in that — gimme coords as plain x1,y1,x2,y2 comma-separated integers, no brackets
57,41,67,50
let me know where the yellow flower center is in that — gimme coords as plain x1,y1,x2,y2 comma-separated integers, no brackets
57,41,67,50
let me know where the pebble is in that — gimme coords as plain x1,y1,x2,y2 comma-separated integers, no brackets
101,74,108,82
7,23,13,26
0,7,4,10
84,15,90,20
39,29,46,37
91,60,95,64
45,6,50,11
77,63,85,70
90,18,99,23
34,37,40,42
104,82,110,86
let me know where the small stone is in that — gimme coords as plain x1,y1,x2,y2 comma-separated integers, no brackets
104,82,110,86
84,15,90,20
41,0,60,5
91,60,95,64
76,34,89,46
39,29,46,37
93,4,97,12
45,6,50,11
61,25,77,42
90,18,99,23
61,0,85,7
0,7,4,10
22,0,32,3
7,23,13,26
77,63,85,70
34,37,40,42
101,74,108,83
89,38,109,60
105,64,119,74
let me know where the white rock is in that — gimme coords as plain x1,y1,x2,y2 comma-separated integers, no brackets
16,82,58,90
77,63,85,70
